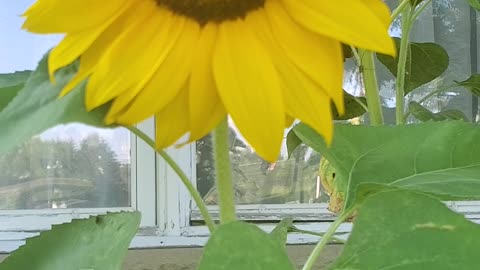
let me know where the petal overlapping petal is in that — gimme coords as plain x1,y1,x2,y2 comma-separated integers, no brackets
281,0,395,55
213,19,284,161
188,23,226,142
22,0,127,33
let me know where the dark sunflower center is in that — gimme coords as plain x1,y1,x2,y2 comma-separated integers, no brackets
155,0,265,24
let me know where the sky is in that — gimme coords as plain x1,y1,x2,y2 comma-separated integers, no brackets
1,1,131,163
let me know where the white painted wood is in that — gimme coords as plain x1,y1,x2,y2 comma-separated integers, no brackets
0,208,133,231
135,118,157,227
156,144,193,235
191,203,336,221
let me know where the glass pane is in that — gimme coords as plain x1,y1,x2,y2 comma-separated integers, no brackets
0,125,131,209
0,1,132,209
196,124,325,205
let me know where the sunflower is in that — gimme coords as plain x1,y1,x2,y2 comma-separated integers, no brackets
22,0,394,162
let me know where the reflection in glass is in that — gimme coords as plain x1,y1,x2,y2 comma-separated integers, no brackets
196,125,326,205
0,124,131,209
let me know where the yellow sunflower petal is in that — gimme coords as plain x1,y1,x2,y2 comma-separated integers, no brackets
85,1,172,110
247,9,333,144
360,0,392,27
22,0,127,33
188,23,226,142
155,89,189,149
59,3,141,97
284,115,295,128
281,0,395,55
265,1,344,114
49,27,108,83
213,19,284,162
113,17,200,125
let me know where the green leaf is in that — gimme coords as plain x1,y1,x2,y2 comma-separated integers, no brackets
0,211,141,270
329,190,480,270
469,0,480,10
0,71,32,88
293,121,480,210
0,71,32,112
332,91,367,121
270,218,294,247
198,221,295,270
0,84,24,112
408,101,468,122
377,38,449,94
0,54,112,155
455,74,480,96
286,129,303,159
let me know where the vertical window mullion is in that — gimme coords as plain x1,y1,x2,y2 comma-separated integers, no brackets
135,118,157,227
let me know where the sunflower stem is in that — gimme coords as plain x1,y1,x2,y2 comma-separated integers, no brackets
213,118,236,223
396,3,413,125
391,0,411,20
302,207,356,270
359,49,384,126
127,126,216,232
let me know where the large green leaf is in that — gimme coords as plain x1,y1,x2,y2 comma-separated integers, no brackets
408,101,468,122
329,190,480,270
469,0,480,10
0,71,32,111
198,221,295,270
0,211,140,270
0,54,112,154
377,38,449,94
293,121,480,210
455,74,480,97
0,71,32,87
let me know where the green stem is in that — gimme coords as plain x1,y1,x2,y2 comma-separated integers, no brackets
302,207,356,270
411,0,433,22
359,49,384,126
391,0,411,20
350,45,362,65
127,126,216,232
396,4,413,125
289,227,345,244
213,118,236,223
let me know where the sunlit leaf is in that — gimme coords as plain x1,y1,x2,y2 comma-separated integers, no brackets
330,190,480,270
0,54,112,155
294,121,480,210
0,212,141,270
0,71,32,111
377,38,449,94
198,221,295,270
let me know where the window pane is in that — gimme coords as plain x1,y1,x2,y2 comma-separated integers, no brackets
0,1,132,209
196,125,325,205
0,125,131,209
